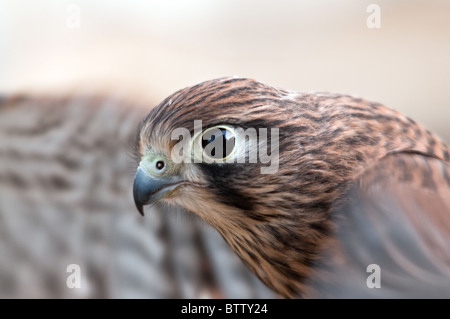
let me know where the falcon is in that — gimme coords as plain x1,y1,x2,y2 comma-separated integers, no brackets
132,77,450,298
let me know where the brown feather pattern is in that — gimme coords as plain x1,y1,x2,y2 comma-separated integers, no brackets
135,77,450,297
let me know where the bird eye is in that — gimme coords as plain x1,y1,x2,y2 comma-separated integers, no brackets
201,126,236,160
155,160,165,170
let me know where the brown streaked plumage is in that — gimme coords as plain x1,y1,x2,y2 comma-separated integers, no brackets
133,77,450,298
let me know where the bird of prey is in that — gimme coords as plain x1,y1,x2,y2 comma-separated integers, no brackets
0,93,274,298
133,77,450,298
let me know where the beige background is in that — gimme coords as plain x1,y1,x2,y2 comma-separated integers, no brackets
0,1,449,298
0,0,449,141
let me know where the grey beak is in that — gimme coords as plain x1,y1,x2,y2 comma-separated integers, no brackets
133,167,166,216
133,166,182,216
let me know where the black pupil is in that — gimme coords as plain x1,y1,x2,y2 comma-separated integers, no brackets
156,161,165,170
202,128,235,159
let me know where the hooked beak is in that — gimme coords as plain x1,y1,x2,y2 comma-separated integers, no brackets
133,166,183,216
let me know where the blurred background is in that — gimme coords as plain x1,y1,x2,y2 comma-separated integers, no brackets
1,0,450,141
0,0,449,298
